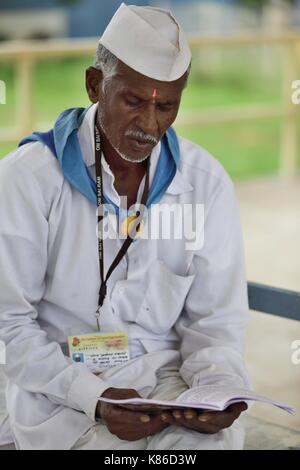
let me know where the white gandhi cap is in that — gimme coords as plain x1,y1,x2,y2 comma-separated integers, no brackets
99,3,191,82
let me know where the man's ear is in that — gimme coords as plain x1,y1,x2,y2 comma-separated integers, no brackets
86,66,103,103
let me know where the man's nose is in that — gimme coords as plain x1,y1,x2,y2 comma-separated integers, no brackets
136,104,158,137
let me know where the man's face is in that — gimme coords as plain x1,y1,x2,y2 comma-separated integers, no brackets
86,61,187,163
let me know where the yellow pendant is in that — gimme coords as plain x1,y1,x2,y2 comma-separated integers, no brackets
121,214,145,237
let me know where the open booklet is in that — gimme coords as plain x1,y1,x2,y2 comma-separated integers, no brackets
99,385,295,414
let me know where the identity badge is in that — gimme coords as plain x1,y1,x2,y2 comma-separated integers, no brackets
68,332,129,373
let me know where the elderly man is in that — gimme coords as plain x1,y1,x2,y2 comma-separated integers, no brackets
0,4,250,450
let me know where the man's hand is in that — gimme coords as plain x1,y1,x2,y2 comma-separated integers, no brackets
97,387,169,441
159,402,248,434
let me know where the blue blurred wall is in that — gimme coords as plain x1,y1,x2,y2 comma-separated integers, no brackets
0,0,239,37
69,0,150,38
65,0,237,37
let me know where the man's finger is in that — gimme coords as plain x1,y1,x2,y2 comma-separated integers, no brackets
197,411,235,429
160,411,220,434
104,404,152,424
172,410,182,420
161,412,171,422
107,413,169,440
106,405,170,434
226,402,248,414
184,409,197,420
196,403,247,429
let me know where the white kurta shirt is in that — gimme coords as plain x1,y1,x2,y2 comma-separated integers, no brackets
0,104,251,450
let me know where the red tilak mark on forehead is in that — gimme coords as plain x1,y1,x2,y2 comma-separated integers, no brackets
152,88,157,98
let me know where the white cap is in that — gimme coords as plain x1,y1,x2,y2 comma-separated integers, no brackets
99,3,191,82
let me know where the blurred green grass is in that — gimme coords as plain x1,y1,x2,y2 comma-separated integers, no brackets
0,53,299,179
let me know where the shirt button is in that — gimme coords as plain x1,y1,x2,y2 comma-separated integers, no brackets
119,287,125,294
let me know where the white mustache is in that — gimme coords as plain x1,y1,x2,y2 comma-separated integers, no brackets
125,130,158,146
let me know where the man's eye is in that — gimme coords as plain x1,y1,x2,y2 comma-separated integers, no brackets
157,104,174,112
125,98,141,107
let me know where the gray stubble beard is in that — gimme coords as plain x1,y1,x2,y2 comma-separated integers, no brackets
97,108,150,164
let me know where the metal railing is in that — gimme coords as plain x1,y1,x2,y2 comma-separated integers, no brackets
0,33,300,176
248,281,300,320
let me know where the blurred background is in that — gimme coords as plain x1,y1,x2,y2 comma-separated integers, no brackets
0,0,299,447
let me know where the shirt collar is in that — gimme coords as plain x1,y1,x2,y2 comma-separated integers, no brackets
77,103,98,168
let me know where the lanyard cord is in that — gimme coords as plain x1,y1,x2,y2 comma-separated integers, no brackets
94,122,150,331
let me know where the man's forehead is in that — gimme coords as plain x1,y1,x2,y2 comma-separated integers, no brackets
115,62,162,86
113,62,185,96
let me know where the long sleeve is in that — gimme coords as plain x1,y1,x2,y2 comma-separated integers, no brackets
0,157,110,421
176,176,252,389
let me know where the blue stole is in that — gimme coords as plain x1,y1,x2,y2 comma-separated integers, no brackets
19,107,180,213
